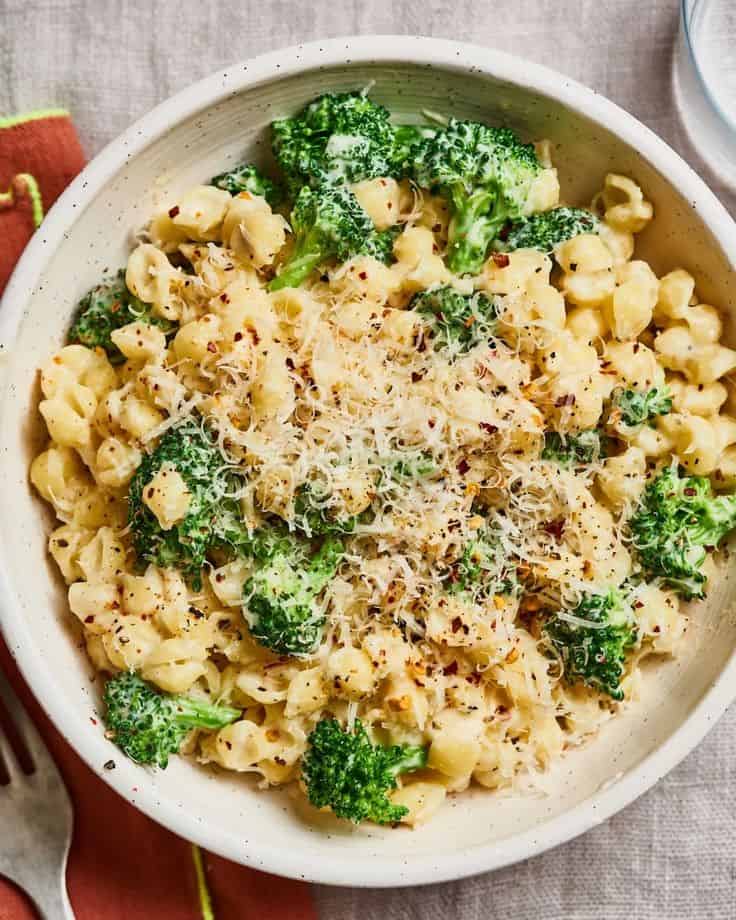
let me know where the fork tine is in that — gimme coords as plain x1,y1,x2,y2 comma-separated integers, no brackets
0,668,46,773
0,712,22,782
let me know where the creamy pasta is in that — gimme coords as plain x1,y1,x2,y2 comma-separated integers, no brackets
30,92,736,828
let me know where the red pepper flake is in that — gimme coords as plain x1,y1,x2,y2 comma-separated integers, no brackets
207,341,218,354
555,393,576,407
443,661,459,676
498,223,511,242
684,487,696,497
220,292,230,303
233,331,243,342
84,615,95,624
411,371,425,383
451,616,463,633
480,422,498,435
543,518,566,540
634,600,644,609
110,300,121,314
168,205,180,219
90,717,98,726
428,419,436,429
492,252,510,268
456,458,470,475
358,271,368,281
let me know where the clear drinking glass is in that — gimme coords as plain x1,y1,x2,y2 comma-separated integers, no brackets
674,0,736,186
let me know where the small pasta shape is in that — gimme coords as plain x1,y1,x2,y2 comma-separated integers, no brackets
251,345,294,422
48,524,93,583
284,667,327,718
655,269,695,324
598,173,653,233
77,526,127,583
603,261,658,341
325,647,376,699
142,463,192,530
110,321,167,363
173,314,222,363
597,447,647,510
598,221,635,266
351,177,401,231
482,249,552,296
126,244,182,321
95,436,142,488
525,167,560,213
41,345,116,400
667,376,727,416
170,185,231,241
39,384,97,448
427,710,483,789
117,394,165,440
658,413,721,474
221,193,288,269
390,781,447,827
330,255,400,307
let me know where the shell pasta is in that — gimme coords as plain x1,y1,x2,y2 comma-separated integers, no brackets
30,91,736,828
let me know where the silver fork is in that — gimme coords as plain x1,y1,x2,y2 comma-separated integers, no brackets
0,668,74,918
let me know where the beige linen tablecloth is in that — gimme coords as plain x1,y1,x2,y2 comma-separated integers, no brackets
1,1,734,916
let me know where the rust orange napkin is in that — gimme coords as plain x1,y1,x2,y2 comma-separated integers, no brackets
0,109,318,920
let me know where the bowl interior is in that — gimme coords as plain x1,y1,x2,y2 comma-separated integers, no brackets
2,52,736,886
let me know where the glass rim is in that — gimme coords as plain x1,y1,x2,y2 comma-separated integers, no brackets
680,0,736,138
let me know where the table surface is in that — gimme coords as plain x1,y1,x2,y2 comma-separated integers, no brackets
2,1,735,917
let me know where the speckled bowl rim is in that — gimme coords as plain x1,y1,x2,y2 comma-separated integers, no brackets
2,35,736,888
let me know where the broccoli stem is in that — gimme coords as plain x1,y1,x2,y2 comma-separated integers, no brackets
269,244,324,291
172,696,242,730
446,187,498,274
389,746,428,776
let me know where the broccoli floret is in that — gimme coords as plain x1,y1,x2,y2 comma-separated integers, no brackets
293,483,362,536
449,526,516,598
272,91,397,191
391,124,437,175
495,207,599,253
302,718,428,824
68,271,173,364
630,467,736,598
545,590,638,700
390,450,436,480
542,430,606,466
410,285,499,353
612,387,672,427
127,418,248,585
243,537,344,655
210,162,283,207
361,225,400,264
103,672,241,768
269,184,383,290
410,119,543,275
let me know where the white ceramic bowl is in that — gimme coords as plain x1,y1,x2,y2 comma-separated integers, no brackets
2,36,736,888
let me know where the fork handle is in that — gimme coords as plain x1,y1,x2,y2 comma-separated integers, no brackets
30,871,74,919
